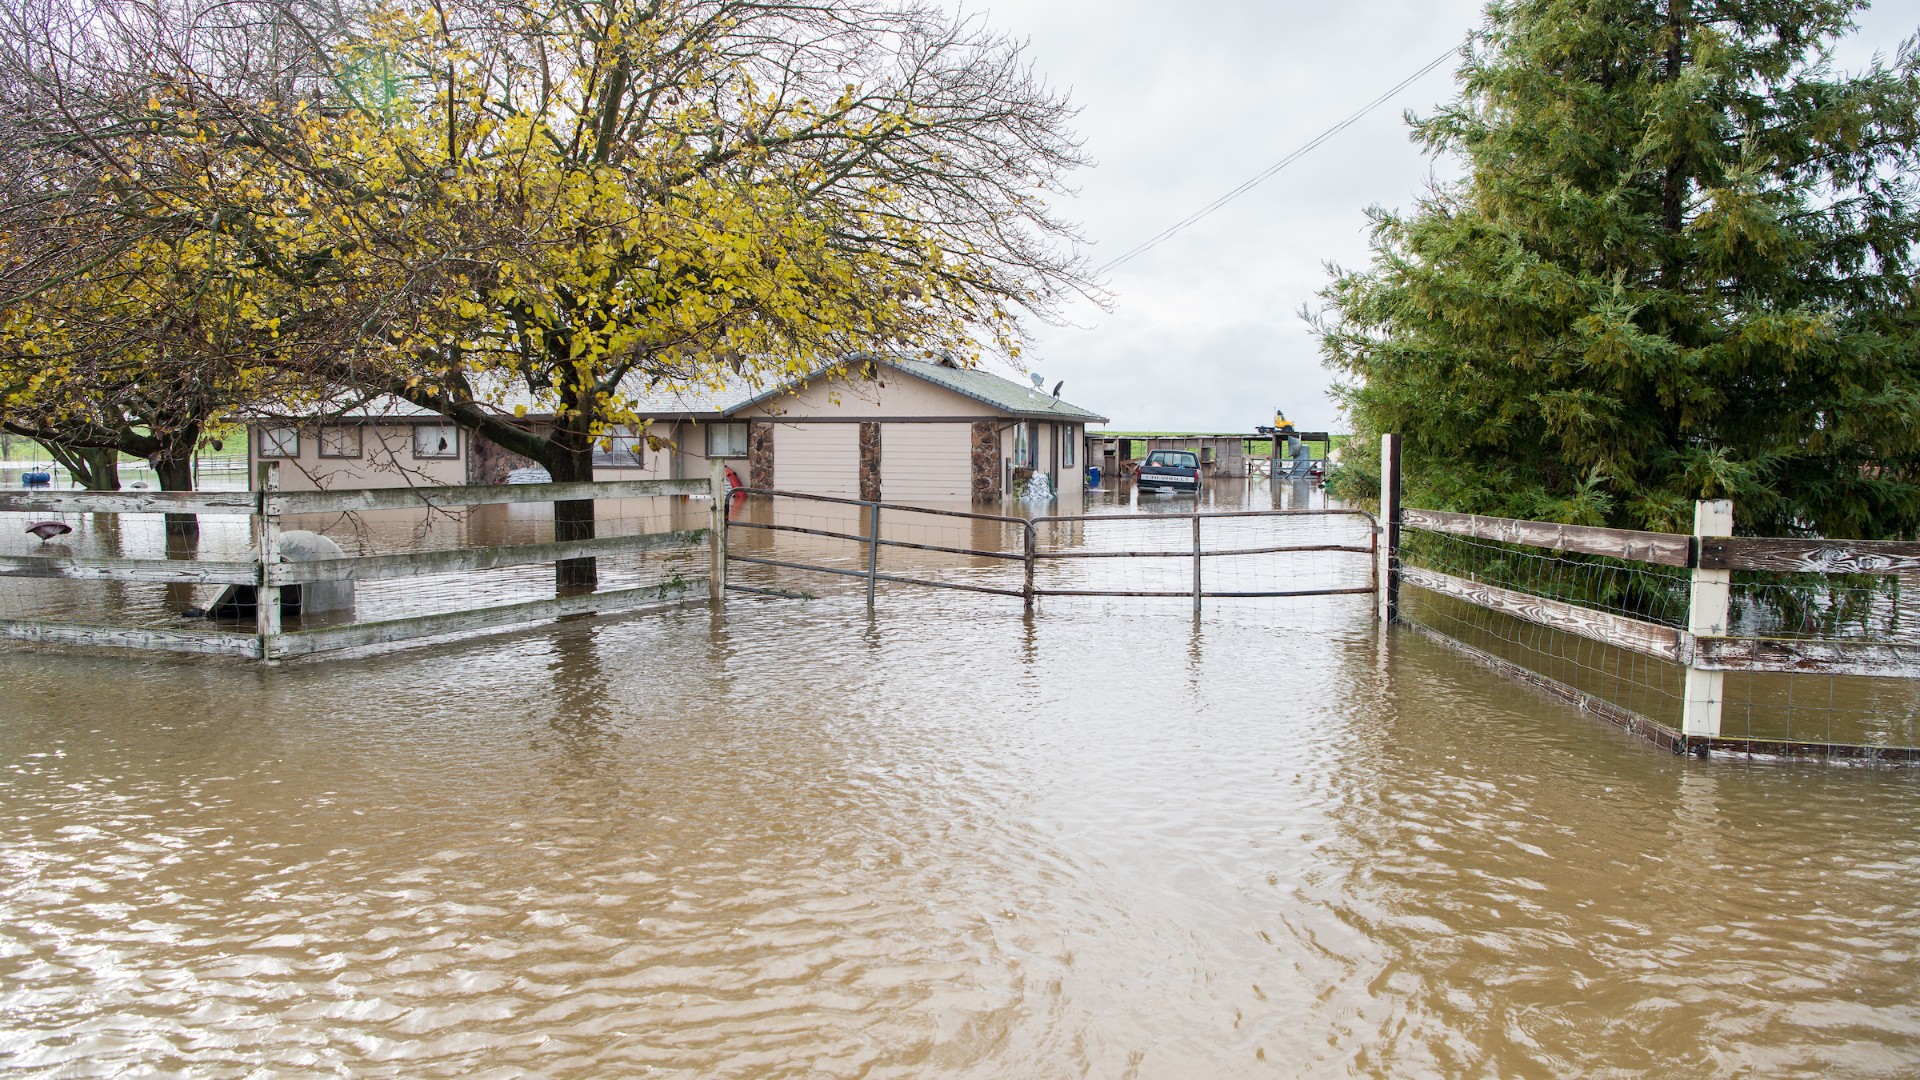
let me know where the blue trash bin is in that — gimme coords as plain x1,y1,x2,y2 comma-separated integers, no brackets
1087,466,1101,487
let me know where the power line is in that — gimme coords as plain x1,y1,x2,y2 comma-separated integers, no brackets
1094,42,1462,277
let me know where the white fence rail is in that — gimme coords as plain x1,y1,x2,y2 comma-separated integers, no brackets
0,463,725,661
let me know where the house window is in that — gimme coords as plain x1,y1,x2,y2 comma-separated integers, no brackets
593,425,645,467
318,425,363,459
707,421,749,457
259,426,299,459
1013,423,1030,467
1063,426,1076,468
414,422,459,459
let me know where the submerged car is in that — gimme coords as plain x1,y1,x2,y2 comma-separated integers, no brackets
1137,449,1201,493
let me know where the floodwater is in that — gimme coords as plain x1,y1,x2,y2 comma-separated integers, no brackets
3,478,1920,1076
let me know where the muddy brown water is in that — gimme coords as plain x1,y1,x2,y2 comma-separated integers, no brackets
4,477,1920,1075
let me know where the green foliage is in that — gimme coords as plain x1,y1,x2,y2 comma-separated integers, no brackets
1317,0,1920,538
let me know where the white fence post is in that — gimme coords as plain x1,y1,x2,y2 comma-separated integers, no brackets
1682,498,1733,738
255,461,281,661
1378,433,1402,624
709,458,728,605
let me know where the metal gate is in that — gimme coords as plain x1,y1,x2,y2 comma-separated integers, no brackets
721,488,1377,609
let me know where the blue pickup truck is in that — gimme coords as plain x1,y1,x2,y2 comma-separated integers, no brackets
1137,449,1201,493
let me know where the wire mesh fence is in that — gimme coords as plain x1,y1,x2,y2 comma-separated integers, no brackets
0,472,717,660
1396,513,1920,762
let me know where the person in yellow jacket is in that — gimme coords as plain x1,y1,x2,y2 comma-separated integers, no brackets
1273,413,1312,480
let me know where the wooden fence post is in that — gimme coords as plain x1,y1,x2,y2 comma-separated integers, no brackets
255,461,281,662
1022,522,1036,612
1378,433,1402,624
709,458,728,606
1682,498,1733,739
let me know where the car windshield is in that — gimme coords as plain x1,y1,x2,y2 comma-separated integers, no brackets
1145,451,1198,468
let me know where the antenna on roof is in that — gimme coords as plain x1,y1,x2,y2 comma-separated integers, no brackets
1029,373,1045,391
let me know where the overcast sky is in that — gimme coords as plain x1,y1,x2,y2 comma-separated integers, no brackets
958,1,1919,434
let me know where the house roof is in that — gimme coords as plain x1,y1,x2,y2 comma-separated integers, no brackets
725,354,1108,423
883,357,1107,423
252,354,1106,425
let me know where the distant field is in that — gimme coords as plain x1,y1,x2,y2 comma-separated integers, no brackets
1,427,250,464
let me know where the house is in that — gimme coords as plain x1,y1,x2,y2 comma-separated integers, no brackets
247,355,1108,504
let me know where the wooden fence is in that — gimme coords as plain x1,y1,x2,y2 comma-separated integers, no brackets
1376,433,1920,762
0,462,726,661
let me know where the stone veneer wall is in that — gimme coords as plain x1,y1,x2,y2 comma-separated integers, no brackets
466,428,540,485
971,421,1001,501
748,421,774,490
859,422,882,502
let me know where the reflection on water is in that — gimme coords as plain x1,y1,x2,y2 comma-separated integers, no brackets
3,586,1919,1077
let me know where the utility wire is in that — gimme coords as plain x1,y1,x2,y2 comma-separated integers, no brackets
1094,42,1462,277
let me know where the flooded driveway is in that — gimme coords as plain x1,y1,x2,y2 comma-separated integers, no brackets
4,579,1919,1077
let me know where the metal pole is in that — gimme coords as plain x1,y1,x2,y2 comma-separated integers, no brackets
255,461,281,662
1681,498,1733,742
708,457,728,606
1192,512,1203,614
1022,521,1036,612
1378,433,1402,624
866,502,880,611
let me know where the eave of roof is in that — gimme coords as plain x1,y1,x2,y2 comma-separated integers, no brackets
722,354,1108,424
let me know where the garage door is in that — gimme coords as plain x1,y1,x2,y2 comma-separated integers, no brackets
880,423,972,502
772,423,859,496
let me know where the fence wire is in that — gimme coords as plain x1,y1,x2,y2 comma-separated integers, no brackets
1,485,711,658
724,492,1377,629
1400,524,1920,758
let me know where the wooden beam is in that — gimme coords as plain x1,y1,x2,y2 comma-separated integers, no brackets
1690,636,1920,679
1697,536,1920,574
1403,508,1692,567
267,529,707,585
1401,565,1684,662
0,490,259,515
268,580,706,657
269,478,707,516
1681,499,1733,737
0,555,257,585
0,619,261,658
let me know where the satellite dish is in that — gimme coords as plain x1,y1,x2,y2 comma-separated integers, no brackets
1029,372,1045,390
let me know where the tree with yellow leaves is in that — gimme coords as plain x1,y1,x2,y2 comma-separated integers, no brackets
2,0,1094,584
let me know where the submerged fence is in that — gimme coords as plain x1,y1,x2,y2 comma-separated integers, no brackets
1378,434,1920,763
722,488,1378,608
0,463,722,661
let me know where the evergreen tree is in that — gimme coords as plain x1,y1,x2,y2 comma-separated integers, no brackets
1317,0,1920,537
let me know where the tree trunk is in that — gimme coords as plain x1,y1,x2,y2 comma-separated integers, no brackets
548,408,597,591
43,443,120,491
151,428,201,538
79,447,120,491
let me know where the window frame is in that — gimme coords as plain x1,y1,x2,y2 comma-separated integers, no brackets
258,426,300,459
706,421,749,458
413,422,459,460
317,424,364,459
